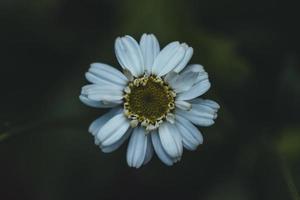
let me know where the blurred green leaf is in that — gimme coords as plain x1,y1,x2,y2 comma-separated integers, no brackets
277,127,300,161
0,133,9,141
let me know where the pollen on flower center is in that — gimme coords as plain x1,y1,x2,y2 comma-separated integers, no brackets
123,75,175,131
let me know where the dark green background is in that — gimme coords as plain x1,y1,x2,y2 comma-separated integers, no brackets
1,0,299,199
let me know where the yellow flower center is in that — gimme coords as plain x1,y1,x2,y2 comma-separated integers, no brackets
123,75,175,131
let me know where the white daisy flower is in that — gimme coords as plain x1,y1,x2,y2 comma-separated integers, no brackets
80,33,219,168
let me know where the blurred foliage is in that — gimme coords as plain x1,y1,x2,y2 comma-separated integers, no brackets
0,0,300,199
278,127,300,161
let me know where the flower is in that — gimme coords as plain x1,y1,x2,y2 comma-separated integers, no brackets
80,33,219,168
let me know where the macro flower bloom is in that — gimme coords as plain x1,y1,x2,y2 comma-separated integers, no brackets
80,33,219,168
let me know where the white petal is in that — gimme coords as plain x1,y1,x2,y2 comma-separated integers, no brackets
126,127,148,168
152,42,186,76
140,33,160,74
88,107,122,136
176,98,219,126
158,122,183,158
143,134,154,165
175,100,191,111
81,84,123,102
190,100,219,118
94,137,100,145
173,44,193,73
168,71,199,93
123,69,134,81
176,80,211,100
176,64,211,100
181,64,207,82
176,114,203,151
176,110,214,127
151,131,174,166
86,63,128,88
115,35,144,77
166,113,175,124
164,71,178,83
183,64,205,74
100,128,132,153
97,113,130,146
79,95,119,108
189,98,220,110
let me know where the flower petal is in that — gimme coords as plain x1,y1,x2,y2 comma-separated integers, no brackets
175,100,192,111
167,71,199,93
176,64,211,100
126,127,148,168
158,122,183,158
100,128,132,153
140,33,160,74
189,98,220,110
177,80,210,101
176,114,203,151
86,63,128,87
88,107,122,136
143,135,154,165
115,35,144,77
173,44,193,73
176,98,219,126
151,131,174,166
152,42,186,76
97,113,130,146
164,71,178,83
79,95,119,108
81,84,123,103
